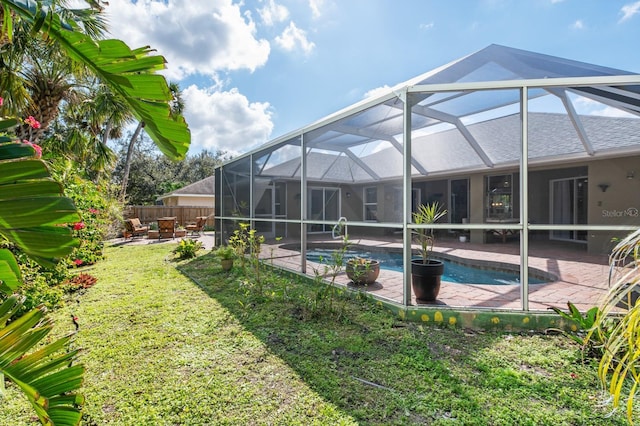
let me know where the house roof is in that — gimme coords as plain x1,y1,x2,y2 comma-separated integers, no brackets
259,112,640,182
157,175,215,200
221,44,640,184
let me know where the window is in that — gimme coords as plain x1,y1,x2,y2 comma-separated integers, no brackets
486,174,513,219
363,187,378,221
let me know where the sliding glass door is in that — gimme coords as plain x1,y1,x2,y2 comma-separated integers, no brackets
309,187,340,233
550,177,588,242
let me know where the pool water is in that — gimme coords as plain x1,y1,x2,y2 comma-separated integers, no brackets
306,248,546,285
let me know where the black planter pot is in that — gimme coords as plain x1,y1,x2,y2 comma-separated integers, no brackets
411,259,444,302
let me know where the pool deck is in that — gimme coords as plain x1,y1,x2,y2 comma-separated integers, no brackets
111,232,614,313
260,236,613,313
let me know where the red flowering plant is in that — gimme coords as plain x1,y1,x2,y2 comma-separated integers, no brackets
63,176,118,268
0,98,43,158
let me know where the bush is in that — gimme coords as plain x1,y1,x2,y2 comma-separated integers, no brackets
0,247,67,314
173,239,204,259
63,174,122,267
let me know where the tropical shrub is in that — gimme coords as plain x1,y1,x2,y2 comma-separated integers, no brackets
0,111,85,425
62,173,121,266
589,228,640,423
228,222,250,269
549,302,610,359
0,0,192,423
173,238,204,259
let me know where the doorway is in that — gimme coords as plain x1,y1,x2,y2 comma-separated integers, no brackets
450,178,470,223
550,176,588,242
309,187,340,233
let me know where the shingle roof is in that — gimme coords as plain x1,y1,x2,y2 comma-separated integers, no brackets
222,44,640,184
260,112,640,182
157,175,215,199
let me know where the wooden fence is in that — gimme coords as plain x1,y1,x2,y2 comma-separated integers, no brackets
124,206,215,228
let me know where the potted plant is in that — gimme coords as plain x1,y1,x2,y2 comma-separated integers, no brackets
214,245,236,271
411,202,447,302
346,257,380,285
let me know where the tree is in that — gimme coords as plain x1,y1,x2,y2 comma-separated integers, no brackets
113,140,227,205
0,1,192,423
0,115,84,426
1,0,191,160
120,81,185,200
1,2,108,141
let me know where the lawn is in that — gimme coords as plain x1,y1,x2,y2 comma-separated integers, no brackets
1,242,628,425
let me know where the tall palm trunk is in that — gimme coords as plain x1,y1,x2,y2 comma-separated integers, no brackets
120,120,144,200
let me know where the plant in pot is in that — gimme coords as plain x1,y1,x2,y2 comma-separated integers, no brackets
214,245,236,271
411,202,447,302
346,257,380,286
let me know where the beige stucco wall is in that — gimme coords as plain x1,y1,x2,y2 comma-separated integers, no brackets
162,195,214,208
275,155,639,253
469,174,485,244
588,156,640,253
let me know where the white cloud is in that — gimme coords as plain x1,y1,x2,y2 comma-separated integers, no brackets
573,96,636,118
620,1,640,22
309,0,325,19
595,106,637,118
571,19,584,30
550,0,565,3
183,85,274,156
104,0,270,80
363,85,392,99
419,22,434,30
258,0,289,26
275,22,315,55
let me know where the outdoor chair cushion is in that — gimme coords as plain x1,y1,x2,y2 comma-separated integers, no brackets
125,218,149,238
186,216,208,235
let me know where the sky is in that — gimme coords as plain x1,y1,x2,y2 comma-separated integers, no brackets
100,0,640,157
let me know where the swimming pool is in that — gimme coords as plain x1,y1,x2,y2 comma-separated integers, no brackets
305,248,548,285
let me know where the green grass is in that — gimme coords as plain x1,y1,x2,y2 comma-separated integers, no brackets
1,243,629,425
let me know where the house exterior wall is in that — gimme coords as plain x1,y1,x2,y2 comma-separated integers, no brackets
588,155,640,253
162,195,214,208
297,155,638,255
245,155,638,255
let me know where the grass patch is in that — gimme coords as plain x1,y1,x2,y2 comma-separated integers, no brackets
1,243,628,425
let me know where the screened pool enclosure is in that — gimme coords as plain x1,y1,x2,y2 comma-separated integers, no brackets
215,45,640,312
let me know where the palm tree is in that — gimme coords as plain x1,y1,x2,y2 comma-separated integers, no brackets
46,82,132,178
0,1,192,424
16,46,76,142
1,1,107,135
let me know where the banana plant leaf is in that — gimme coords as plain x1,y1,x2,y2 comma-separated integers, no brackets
0,146,80,269
0,140,83,424
0,248,21,294
1,0,191,160
0,295,85,426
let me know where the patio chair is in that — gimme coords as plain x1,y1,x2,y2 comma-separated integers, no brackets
185,216,208,236
157,217,177,239
124,218,149,239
